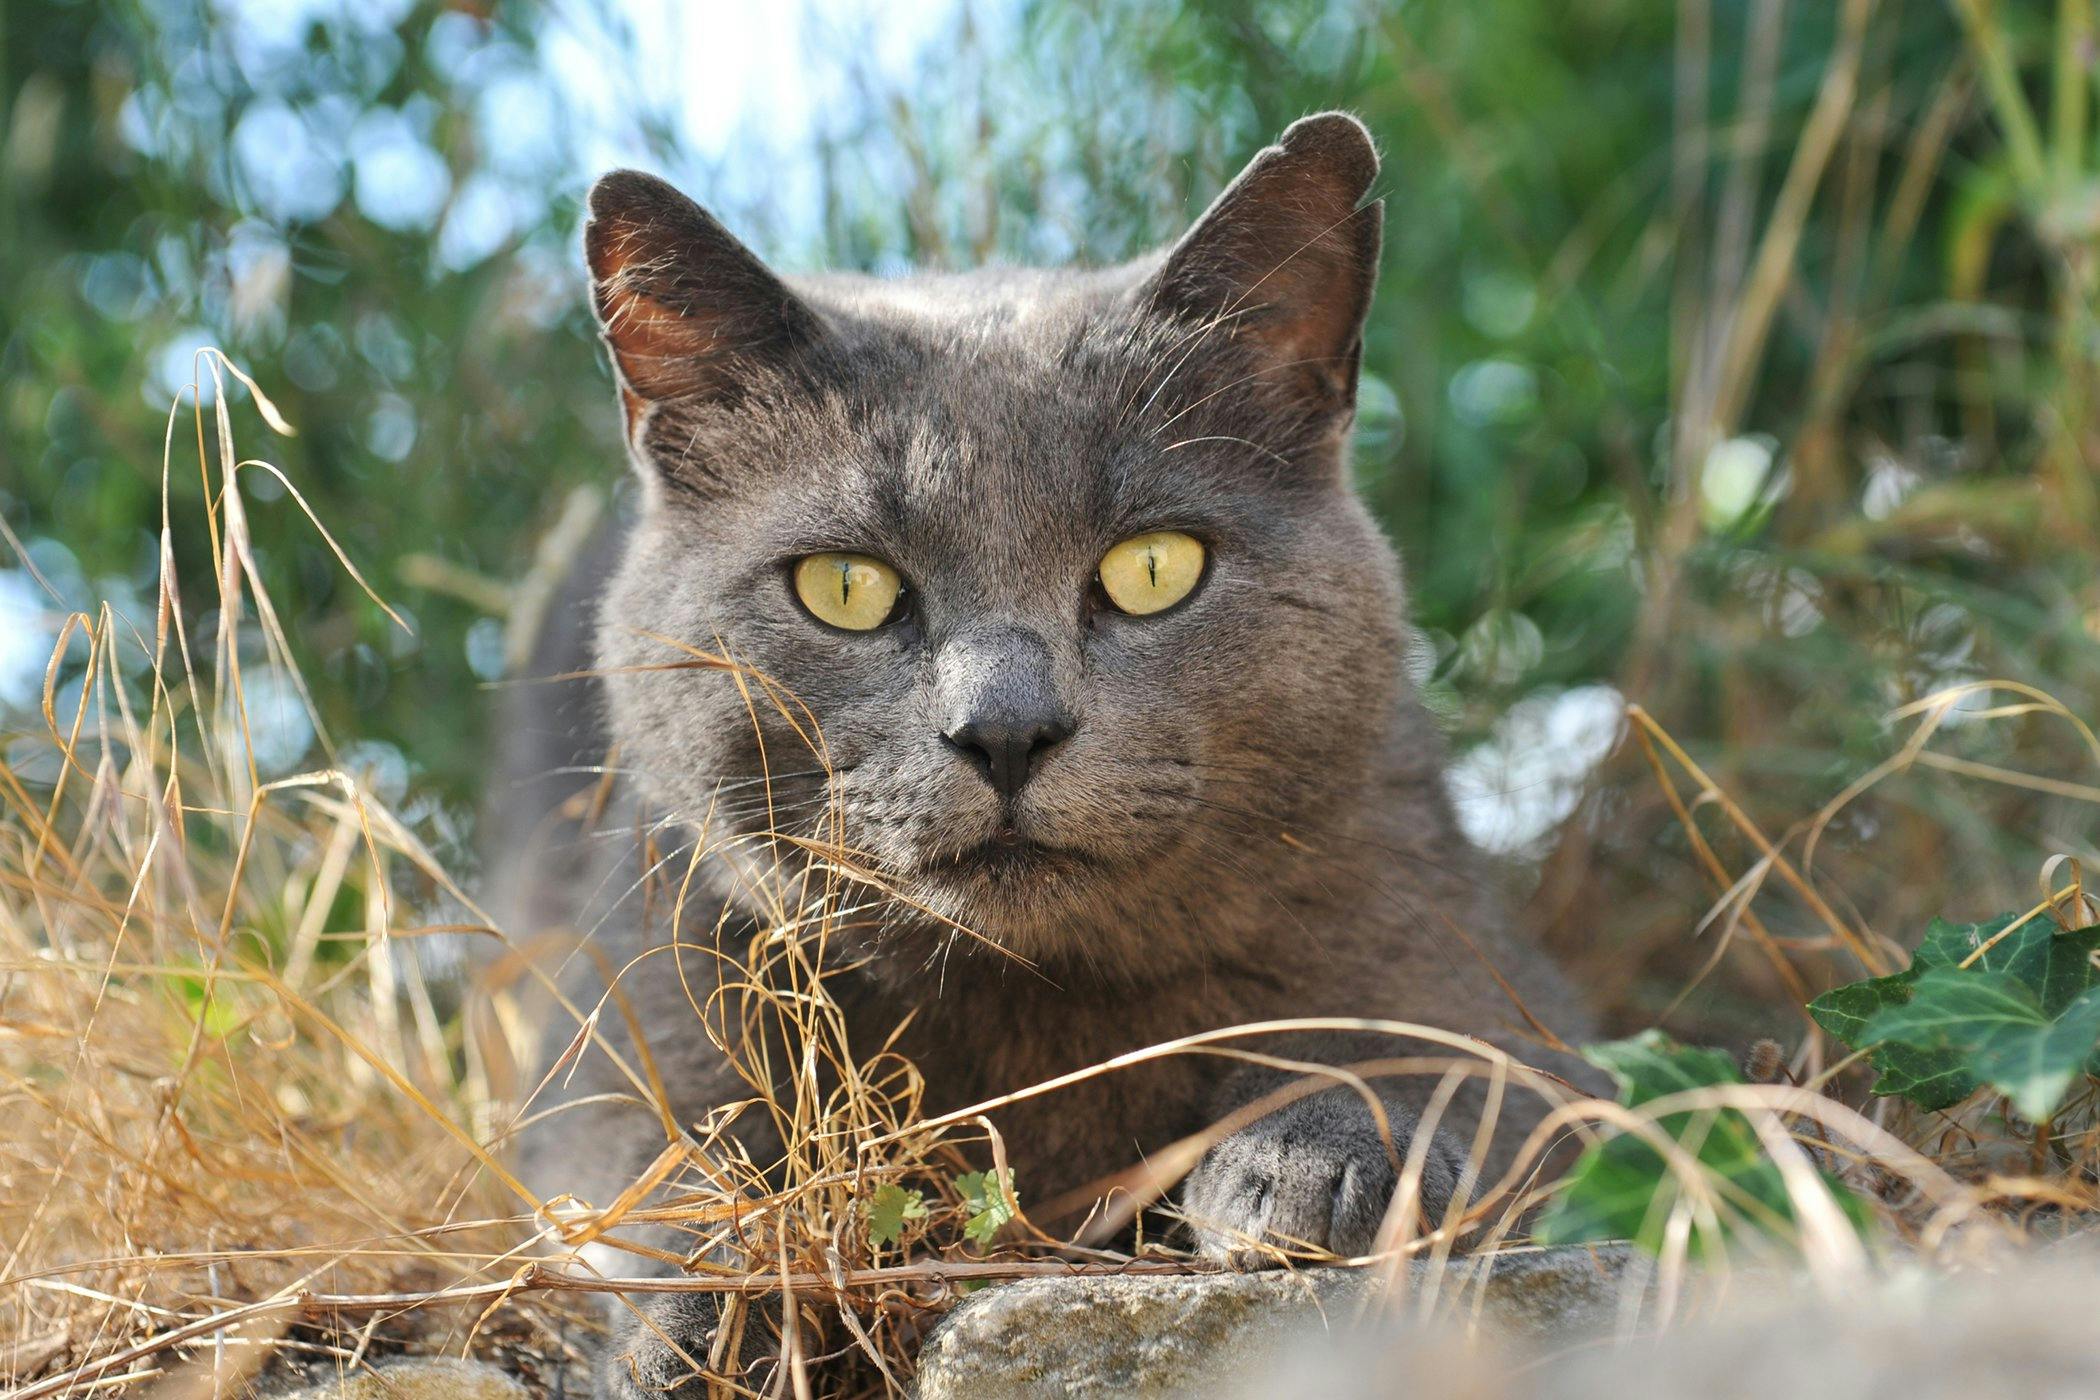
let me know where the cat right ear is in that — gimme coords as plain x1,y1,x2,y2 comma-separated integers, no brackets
1136,113,1382,420
584,171,821,427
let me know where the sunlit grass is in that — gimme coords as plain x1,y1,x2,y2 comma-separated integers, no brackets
7,7,2100,1389
4,350,2098,1398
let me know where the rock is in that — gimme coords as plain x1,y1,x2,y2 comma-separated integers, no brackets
1537,1247,2100,1400
266,1357,533,1400
1246,1243,2100,1400
913,1245,1633,1399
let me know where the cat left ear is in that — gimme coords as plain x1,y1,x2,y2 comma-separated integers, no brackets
1139,112,1383,417
585,170,822,426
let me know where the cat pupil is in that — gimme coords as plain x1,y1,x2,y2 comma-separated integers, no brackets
837,561,852,604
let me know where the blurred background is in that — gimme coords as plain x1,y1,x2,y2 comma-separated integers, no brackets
4,0,2097,1040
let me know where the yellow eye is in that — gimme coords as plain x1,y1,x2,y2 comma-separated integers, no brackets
1098,531,1206,616
793,553,904,631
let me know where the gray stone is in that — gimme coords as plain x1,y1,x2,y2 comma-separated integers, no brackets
1538,1247,2100,1400
913,1246,1634,1399
267,1357,533,1400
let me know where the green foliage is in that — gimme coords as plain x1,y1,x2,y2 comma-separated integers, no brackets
955,1168,1018,1247
171,966,242,1041
865,1171,1015,1250
1,0,616,817
1809,965,1976,1113
4,0,2097,1015
1812,915,2100,1121
866,1182,929,1248
1536,1031,1867,1257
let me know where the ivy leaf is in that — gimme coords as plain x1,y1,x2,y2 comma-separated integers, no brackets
1923,910,2100,1007
1911,916,2100,1015
1864,969,2100,1122
1861,1045,1978,1111
1915,914,2029,975
1808,962,1977,1111
1585,1032,1745,1108
2022,925,2100,1016
1972,988,2100,1121
955,1169,1018,1247
1809,917,2100,1113
866,1183,927,1247
1807,966,1919,1044
1864,967,2050,1049
1534,1031,1868,1257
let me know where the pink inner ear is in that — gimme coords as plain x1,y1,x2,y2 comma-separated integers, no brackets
1249,203,1379,399
1176,198,1379,414
1142,116,1382,415
590,227,730,404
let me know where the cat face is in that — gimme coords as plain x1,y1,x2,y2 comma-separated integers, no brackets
587,115,1411,971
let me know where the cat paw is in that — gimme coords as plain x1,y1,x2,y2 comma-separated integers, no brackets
595,1294,774,1399
1180,1091,1461,1266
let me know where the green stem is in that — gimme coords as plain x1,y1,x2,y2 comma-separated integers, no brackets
1954,0,2052,191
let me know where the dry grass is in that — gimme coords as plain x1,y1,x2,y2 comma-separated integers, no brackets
15,3,2100,1393
4,349,2099,1400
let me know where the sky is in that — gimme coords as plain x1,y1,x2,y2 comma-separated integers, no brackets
537,0,970,245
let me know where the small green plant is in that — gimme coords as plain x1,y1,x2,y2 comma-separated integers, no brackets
1536,1031,1867,1256
863,1169,1018,1251
955,1169,1019,1247
1811,912,2100,1123
866,1183,930,1248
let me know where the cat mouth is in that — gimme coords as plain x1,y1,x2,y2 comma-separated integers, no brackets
912,828,1101,882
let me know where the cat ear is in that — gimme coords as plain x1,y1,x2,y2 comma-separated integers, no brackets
1139,112,1383,416
585,171,822,422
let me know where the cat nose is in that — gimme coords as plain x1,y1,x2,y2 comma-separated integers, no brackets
934,625,1077,798
943,711,1075,798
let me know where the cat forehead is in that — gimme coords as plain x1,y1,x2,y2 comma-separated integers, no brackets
776,370,1175,558
778,273,1201,505
656,265,1297,557
731,369,1249,590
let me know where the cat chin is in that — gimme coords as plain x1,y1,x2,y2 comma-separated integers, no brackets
867,853,1105,947
910,834,1106,882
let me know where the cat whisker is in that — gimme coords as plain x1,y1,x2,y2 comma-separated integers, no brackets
1124,199,1375,425
1158,434,1296,473
1120,302,1266,423
1148,355,1356,436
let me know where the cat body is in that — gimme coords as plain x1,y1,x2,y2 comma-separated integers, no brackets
488,114,1597,1396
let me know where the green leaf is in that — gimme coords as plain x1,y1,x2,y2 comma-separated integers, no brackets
1809,963,1976,1110
1807,967,1919,1044
867,1183,927,1247
1583,1033,1746,1107
1810,917,2100,1112
1862,966,2051,1049
2025,925,2100,1016
955,1169,1018,1247
1535,1031,1868,1257
1861,1045,1978,1111
1864,969,2100,1122
174,969,242,1041
1915,914,2027,974
1915,914,2100,1000
1971,987,2100,1121
1910,917,2100,1013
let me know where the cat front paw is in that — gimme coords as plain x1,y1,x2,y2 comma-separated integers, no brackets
1180,1091,1462,1266
596,1294,773,1399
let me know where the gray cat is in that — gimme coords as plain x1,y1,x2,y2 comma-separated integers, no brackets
488,112,1597,1396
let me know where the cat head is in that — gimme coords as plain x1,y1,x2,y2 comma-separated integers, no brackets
585,114,1417,975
